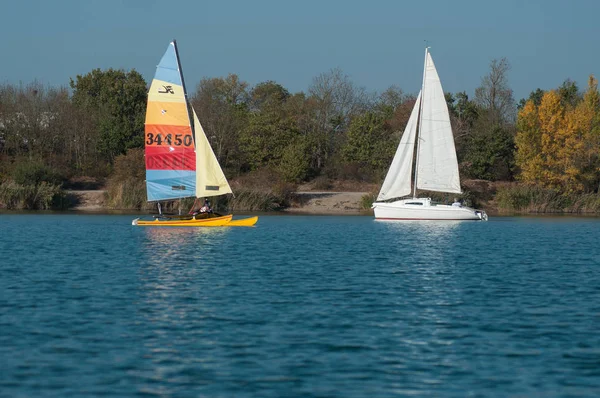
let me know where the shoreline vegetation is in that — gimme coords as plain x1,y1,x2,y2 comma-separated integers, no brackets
2,58,600,215
2,176,600,215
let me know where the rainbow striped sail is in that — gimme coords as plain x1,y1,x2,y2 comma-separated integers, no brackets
144,41,231,202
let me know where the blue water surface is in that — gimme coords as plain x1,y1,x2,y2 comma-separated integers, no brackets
1,214,599,397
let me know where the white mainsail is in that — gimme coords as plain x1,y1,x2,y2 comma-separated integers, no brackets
377,91,421,201
416,52,461,194
193,109,233,198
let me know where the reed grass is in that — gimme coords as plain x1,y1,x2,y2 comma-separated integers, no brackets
105,148,150,210
360,193,376,210
496,184,600,213
220,184,295,212
105,178,149,210
0,181,66,210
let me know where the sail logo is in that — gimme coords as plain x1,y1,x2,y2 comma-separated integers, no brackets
158,85,174,94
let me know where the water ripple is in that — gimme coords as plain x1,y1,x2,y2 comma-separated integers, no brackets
1,215,600,397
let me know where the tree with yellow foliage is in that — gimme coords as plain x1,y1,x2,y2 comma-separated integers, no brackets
515,99,544,183
515,76,600,193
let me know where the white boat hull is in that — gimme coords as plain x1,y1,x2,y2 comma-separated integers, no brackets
373,198,487,221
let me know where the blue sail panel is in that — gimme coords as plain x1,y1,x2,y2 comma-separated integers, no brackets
146,170,197,202
154,43,182,86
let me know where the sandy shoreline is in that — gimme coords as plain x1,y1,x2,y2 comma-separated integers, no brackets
67,190,372,215
285,192,370,214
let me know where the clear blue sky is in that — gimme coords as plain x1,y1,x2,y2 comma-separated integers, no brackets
2,0,598,101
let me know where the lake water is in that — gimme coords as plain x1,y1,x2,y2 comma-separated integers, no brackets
1,214,600,397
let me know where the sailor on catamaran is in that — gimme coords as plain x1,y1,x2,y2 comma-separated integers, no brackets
200,199,212,213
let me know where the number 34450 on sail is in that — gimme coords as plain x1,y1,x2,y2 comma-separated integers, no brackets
146,132,193,147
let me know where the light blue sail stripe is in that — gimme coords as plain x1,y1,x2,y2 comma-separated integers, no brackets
146,170,196,202
154,43,182,86
154,69,181,86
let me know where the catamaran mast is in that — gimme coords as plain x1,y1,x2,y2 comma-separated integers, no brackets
172,40,196,213
412,46,429,199
172,40,195,141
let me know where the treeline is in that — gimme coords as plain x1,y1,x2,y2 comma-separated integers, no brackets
1,58,600,212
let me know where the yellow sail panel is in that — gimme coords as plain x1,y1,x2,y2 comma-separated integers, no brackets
145,101,190,126
147,79,186,103
193,109,233,198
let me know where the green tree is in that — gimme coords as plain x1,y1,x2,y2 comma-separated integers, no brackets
558,79,580,107
377,85,406,115
240,106,297,170
447,91,479,160
342,111,395,171
461,58,516,180
278,138,310,183
70,68,147,163
517,88,545,109
461,123,515,180
249,81,290,111
306,68,374,171
191,74,249,173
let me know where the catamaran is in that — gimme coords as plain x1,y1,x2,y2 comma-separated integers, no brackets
132,41,257,227
372,48,487,221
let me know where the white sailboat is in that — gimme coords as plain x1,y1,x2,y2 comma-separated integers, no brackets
372,48,488,221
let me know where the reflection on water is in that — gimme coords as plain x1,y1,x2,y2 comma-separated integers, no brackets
3,215,600,397
375,219,466,340
142,227,230,266
376,219,462,234
377,219,462,262
136,227,234,389
138,226,231,301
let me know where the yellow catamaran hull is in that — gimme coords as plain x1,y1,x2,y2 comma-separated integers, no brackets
226,216,259,227
132,214,258,227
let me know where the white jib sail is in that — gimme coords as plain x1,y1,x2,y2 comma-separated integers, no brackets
416,52,461,194
193,109,233,198
377,91,421,201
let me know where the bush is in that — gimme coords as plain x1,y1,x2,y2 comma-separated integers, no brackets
222,189,282,211
11,159,63,187
569,194,600,213
218,169,298,211
278,140,310,183
360,192,376,210
106,178,148,210
495,184,600,213
0,180,66,210
312,176,333,191
105,148,147,209
0,159,67,210
217,182,295,212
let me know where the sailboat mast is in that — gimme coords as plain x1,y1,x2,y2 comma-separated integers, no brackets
412,47,429,199
172,40,195,140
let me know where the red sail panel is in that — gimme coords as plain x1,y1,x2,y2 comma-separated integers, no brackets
144,124,195,171
145,146,195,171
